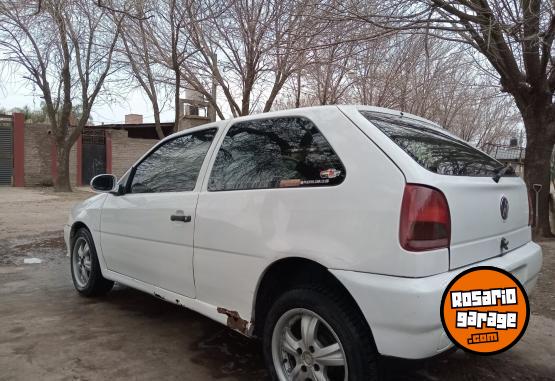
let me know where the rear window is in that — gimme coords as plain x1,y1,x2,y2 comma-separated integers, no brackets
360,111,509,177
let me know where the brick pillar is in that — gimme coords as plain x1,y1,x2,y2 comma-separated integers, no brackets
76,134,82,186
12,112,25,187
106,130,112,173
12,113,25,186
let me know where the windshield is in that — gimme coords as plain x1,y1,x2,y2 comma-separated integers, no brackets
360,111,511,177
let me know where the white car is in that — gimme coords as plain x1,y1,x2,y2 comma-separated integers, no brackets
65,105,542,381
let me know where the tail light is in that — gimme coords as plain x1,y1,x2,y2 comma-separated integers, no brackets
399,184,451,251
528,190,533,226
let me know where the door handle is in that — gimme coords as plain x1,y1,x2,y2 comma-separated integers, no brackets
170,213,191,223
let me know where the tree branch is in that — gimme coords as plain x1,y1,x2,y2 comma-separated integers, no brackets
96,0,153,20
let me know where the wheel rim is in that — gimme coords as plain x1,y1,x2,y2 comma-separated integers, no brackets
271,308,348,381
72,237,92,288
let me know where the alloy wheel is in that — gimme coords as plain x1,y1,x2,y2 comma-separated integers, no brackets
271,308,348,381
72,237,92,288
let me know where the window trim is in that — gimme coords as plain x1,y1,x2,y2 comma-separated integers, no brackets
206,115,347,193
125,126,219,194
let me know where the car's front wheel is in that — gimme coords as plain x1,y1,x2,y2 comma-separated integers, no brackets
263,287,378,381
71,228,114,297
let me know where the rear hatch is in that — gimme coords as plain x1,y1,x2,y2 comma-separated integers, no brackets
437,177,529,269
358,110,530,269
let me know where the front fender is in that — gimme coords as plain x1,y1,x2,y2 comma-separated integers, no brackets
65,193,108,268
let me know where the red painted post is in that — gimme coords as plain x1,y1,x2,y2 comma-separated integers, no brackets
12,113,25,187
106,130,112,174
76,134,82,186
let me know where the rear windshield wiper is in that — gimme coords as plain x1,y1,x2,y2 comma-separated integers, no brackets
492,164,515,183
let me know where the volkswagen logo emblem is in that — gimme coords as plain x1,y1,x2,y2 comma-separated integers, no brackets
500,196,509,221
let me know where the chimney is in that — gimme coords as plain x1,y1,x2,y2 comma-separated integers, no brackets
125,114,143,124
509,137,518,147
183,89,204,116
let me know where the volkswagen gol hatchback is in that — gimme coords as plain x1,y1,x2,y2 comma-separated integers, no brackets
65,105,542,381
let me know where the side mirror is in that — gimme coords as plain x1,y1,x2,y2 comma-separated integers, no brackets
90,174,117,193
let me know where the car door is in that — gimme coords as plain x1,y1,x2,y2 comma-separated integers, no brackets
100,127,218,298
193,114,348,316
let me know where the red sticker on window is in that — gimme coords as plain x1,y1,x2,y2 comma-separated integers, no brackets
320,169,341,179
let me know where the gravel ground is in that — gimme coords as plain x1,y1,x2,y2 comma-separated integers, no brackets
0,187,92,240
0,187,554,380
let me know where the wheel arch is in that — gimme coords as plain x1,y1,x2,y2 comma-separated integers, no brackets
251,256,375,345
69,221,90,246
69,220,111,278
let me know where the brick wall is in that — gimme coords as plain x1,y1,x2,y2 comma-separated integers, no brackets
23,123,78,187
125,114,143,124
21,124,156,186
23,123,50,185
109,130,155,178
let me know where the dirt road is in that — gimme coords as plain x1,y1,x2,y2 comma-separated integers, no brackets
0,187,92,240
0,188,554,380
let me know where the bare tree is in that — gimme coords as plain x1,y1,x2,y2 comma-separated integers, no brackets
275,30,518,148
146,0,196,132
178,0,318,117
307,44,357,105
350,35,520,146
184,0,273,116
34,0,154,20
119,8,166,139
0,0,120,191
326,0,555,235
261,0,318,112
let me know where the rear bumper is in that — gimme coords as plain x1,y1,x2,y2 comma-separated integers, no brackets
330,241,543,359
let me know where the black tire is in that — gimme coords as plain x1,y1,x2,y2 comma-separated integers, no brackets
70,228,114,297
263,286,379,381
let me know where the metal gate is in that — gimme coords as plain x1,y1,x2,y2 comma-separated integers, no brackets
82,129,106,185
0,115,13,185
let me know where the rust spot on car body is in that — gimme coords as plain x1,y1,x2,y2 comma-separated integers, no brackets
217,307,250,335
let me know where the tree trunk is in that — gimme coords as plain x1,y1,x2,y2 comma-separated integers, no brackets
209,76,217,122
173,68,181,133
55,143,72,192
295,72,301,108
263,81,285,113
523,119,554,237
241,91,250,116
153,104,164,140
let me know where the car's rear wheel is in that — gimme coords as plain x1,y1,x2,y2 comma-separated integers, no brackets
263,287,378,381
71,228,113,297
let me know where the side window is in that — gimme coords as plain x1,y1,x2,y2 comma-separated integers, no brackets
130,128,217,193
209,117,345,191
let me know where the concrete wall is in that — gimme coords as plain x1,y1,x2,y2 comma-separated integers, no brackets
23,123,77,187
109,130,156,178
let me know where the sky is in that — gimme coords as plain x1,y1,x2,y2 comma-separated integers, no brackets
0,67,175,124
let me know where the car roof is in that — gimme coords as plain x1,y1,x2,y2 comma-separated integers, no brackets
345,105,442,129
165,104,444,142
